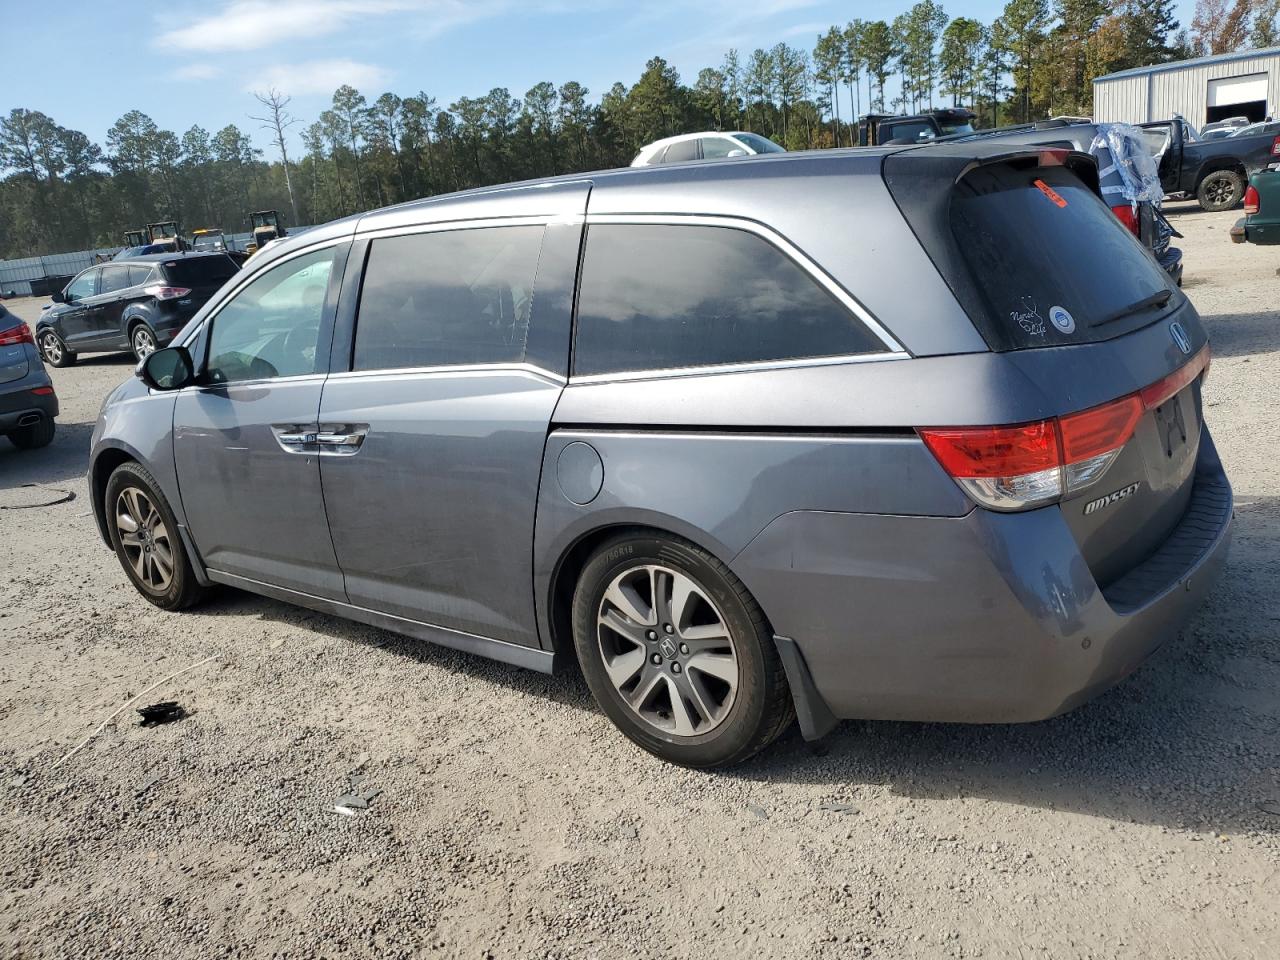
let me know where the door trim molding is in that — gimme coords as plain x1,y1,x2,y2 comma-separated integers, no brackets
206,570,556,674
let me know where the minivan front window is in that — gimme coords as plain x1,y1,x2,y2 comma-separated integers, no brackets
205,246,336,383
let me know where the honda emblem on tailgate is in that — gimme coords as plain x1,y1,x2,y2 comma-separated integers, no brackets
1170,321,1191,354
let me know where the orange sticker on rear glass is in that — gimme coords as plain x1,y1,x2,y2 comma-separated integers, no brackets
1034,178,1068,208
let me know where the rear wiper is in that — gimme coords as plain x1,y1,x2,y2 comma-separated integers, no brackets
1093,289,1173,327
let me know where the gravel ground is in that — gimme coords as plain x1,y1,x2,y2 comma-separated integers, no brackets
1,204,1278,959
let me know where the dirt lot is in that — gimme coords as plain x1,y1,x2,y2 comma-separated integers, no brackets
1,204,1278,959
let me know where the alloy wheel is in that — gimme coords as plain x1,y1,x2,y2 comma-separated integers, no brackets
41,332,63,365
1207,176,1235,206
115,487,174,593
596,563,739,737
132,327,157,359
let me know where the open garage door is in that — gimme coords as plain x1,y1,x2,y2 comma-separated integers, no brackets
1206,73,1269,124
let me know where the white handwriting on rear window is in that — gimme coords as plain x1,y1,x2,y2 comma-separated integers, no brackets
1011,298,1045,336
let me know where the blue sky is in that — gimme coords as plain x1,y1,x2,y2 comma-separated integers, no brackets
3,0,1199,155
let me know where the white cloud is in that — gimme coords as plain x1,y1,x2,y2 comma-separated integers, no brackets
158,0,510,52
245,58,391,95
175,62,222,81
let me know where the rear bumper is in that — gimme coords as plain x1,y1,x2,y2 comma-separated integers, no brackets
1232,216,1280,244
733,431,1232,724
0,390,58,430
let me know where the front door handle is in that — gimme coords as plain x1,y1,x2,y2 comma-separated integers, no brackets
271,423,318,454
315,424,368,456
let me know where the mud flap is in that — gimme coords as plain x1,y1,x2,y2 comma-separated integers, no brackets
773,635,838,741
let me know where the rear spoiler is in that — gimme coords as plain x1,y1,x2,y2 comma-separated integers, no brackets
888,144,1102,197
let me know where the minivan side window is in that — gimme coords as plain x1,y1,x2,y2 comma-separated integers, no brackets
353,225,544,372
205,246,336,384
573,224,884,376
662,140,698,163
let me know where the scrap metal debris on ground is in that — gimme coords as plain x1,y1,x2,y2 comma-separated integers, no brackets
137,701,187,727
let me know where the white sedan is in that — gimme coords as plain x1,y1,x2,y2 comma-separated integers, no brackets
631,131,786,166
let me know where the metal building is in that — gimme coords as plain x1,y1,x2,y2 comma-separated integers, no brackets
1094,46,1280,128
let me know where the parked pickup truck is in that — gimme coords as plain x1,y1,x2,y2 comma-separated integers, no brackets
1230,167,1280,244
1139,117,1280,211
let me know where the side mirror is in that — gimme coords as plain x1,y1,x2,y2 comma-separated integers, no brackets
726,148,747,158
137,345,194,391
50,288,66,304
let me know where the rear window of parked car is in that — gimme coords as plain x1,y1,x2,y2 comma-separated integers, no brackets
572,224,884,376
353,226,544,371
161,256,238,287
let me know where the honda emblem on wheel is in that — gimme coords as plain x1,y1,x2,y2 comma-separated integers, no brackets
1170,321,1191,354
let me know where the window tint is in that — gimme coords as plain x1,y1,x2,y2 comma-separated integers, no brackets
353,226,543,372
573,224,883,376
700,138,739,158
661,139,698,163
128,265,154,286
205,246,335,384
99,265,133,294
162,255,238,287
66,270,97,301
947,163,1177,349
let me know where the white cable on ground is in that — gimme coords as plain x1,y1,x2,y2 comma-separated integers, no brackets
53,654,219,768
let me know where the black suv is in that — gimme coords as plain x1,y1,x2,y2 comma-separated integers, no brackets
36,253,239,366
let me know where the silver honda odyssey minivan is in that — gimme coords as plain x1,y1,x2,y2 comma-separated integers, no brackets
90,144,1232,767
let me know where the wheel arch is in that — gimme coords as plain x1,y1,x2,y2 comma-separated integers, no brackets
90,443,141,547
542,515,743,664
1194,158,1247,190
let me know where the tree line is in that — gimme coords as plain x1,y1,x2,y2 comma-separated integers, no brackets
2,0,1278,260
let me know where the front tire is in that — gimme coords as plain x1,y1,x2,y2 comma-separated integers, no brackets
1197,170,1245,212
7,416,55,450
130,323,158,362
105,461,210,611
38,329,75,367
571,531,793,767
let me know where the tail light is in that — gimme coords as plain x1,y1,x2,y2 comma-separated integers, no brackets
919,345,1210,512
1244,184,1259,215
144,285,192,301
1110,203,1140,235
0,321,35,346
1271,135,1280,156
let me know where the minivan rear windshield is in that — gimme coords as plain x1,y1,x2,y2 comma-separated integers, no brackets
160,256,238,286
886,156,1182,351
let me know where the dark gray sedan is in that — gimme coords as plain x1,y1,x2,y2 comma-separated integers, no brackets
88,144,1231,766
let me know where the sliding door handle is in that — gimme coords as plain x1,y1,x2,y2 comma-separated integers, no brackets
271,423,318,453
315,424,368,455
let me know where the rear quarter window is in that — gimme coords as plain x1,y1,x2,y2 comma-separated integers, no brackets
573,224,884,376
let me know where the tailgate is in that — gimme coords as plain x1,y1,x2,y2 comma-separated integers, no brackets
1059,347,1208,586
0,341,29,385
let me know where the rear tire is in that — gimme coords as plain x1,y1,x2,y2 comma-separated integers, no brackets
7,416,55,450
105,461,211,611
38,329,75,367
1197,170,1245,212
571,531,793,767
130,323,158,362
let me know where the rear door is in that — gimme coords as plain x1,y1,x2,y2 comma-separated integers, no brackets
173,241,350,597
95,264,135,346
317,189,586,647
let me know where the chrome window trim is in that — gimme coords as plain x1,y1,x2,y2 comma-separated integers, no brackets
327,362,566,385
178,372,328,392
568,350,910,385
579,213,905,354
355,214,559,242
